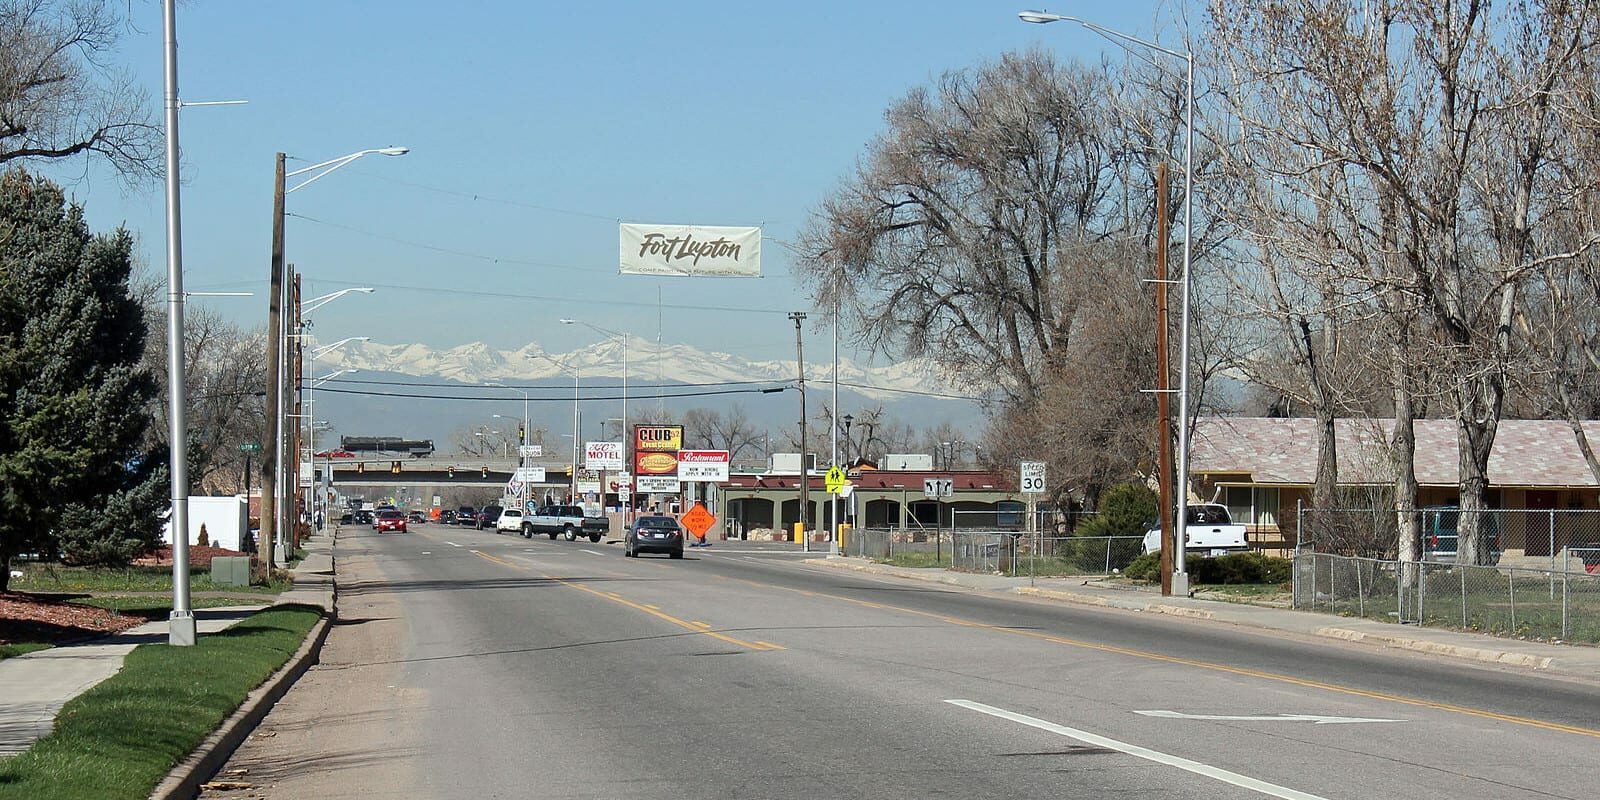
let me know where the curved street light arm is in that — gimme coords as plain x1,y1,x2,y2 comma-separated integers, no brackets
286,147,409,194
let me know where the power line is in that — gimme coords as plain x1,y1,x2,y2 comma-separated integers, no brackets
308,278,801,316
325,377,778,390
313,385,791,402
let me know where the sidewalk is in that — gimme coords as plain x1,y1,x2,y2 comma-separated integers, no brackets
0,537,336,758
806,557,1600,680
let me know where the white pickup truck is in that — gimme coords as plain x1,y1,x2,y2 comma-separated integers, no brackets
1142,503,1250,557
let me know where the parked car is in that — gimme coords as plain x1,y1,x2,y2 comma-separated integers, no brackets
524,504,610,541
1142,503,1249,557
1421,506,1503,564
477,505,504,530
457,506,477,526
440,509,457,525
375,509,408,533
496,508,525,534
626,515,684,559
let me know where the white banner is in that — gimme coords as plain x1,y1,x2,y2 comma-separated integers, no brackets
515,466,546,483
678,449,730,482
585,441,625,471
636,475,681,493
619,223,761,277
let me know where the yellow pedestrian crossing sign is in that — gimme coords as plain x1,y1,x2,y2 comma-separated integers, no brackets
825,465,848,494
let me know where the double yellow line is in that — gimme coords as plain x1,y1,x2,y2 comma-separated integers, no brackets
472,550,783,652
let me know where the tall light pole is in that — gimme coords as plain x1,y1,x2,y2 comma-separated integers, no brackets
264,148,405,573
487,382,531,512
560,319,628,518
160,0,196,646
306,365,358,534
1020,9,1196,594
290,323,369,560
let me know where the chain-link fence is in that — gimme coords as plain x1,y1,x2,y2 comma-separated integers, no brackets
1298,505,1600,568
844,527,1143,577
1292,549,1600,642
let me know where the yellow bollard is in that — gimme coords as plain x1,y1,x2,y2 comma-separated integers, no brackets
840,523,851,550
793,522,805,543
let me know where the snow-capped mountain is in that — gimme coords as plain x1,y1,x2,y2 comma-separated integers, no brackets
313,336,977,402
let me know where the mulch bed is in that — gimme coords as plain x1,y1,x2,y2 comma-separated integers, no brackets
133,545,248,570
0,592,145,646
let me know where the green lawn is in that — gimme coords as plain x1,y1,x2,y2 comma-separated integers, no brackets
66,596,266,621
0,604,323,800
9,564,288,595
0,643,51,661
880,551,953,569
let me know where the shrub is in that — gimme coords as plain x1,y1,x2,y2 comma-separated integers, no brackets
1114,551,1291,585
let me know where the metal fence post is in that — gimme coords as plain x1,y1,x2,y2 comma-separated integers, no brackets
1562,552,1570,639
1508,567,1516,634
1461,568,1468,629
1356,558,1365,619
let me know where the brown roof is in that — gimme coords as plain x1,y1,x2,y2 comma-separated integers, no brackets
724,470,1014,491
1192,417,1600,488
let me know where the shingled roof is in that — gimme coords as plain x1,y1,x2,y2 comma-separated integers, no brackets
1191,417,1600,488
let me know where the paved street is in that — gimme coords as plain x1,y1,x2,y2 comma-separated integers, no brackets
208,523,1600,799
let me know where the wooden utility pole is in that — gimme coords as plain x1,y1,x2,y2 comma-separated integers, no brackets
261,153,286,571
1156,163,1175,597
790,311,809,546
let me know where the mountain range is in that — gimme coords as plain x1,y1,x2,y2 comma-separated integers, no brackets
307,337,991,455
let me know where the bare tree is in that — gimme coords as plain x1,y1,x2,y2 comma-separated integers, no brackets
0,0,157,177
1207,0,1600,564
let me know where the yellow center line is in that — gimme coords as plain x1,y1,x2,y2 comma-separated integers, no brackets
470,550,779,653
725,575,1600,739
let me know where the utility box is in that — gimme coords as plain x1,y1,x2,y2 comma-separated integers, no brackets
210,556,251,587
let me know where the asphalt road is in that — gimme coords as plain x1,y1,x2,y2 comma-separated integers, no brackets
207,522,1600,799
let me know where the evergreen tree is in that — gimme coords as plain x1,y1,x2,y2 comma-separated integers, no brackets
0,169,159,589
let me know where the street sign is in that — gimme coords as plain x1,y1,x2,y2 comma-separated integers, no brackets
518,444,543,458
507,478,524,495
825,465,848,494
515,466,546,482
923,478,953,499
240,442,262,453
585,441,624,470
432,495,441,507
1020,461,1047,495
576,468,602,494
681,502,716,539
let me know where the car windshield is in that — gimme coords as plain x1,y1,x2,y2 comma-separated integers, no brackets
637,517,678,529
377,510,403,519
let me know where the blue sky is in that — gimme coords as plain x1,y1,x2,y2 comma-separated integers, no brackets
42,0,1185,365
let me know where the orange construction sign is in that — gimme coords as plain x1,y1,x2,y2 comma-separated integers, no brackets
681,502,716,539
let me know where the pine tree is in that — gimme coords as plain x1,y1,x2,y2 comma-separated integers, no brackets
0,169,159,589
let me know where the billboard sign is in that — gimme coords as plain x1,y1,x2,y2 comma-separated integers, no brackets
576,468,603,494
585,441,624,470
619,223,761,277
636,475,681,493
678,449,730,482
634,425,683,452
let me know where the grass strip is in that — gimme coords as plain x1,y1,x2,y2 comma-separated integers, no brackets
66,596,267,621
0,643,50,661
0,604,322,800
11,565,288,595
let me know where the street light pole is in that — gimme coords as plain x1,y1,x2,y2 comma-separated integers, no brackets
160,0,196,646
1020,9,1195,595
789,311,809,551
560,319,628,518
263,147,404,572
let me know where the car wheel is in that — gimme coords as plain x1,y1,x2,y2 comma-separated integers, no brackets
669,548,683,559
624,543,634,557
588,533,601,543
522,524,532,538
563,526,576,542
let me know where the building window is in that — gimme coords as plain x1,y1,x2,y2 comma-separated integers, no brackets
1224,487,1279,527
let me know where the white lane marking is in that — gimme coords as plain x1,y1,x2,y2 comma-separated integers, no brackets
445,541,462,547
1136,710,1403,725
582,549,604,556
421,551,431,555
946,700,1328,800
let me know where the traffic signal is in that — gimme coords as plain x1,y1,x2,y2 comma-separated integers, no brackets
480,466,489,478
391,461,402,474
356,462,364,474
518,424,525,441
447,466,455,479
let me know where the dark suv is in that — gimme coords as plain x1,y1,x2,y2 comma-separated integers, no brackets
477,505,503,530
625,515,684,559
457,506,477,526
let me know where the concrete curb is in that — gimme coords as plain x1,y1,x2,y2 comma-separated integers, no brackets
148,607,333,800
150,537,338,800
1314,626,1554,670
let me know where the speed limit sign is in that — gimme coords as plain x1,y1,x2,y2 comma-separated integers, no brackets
1020,461,1047,495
